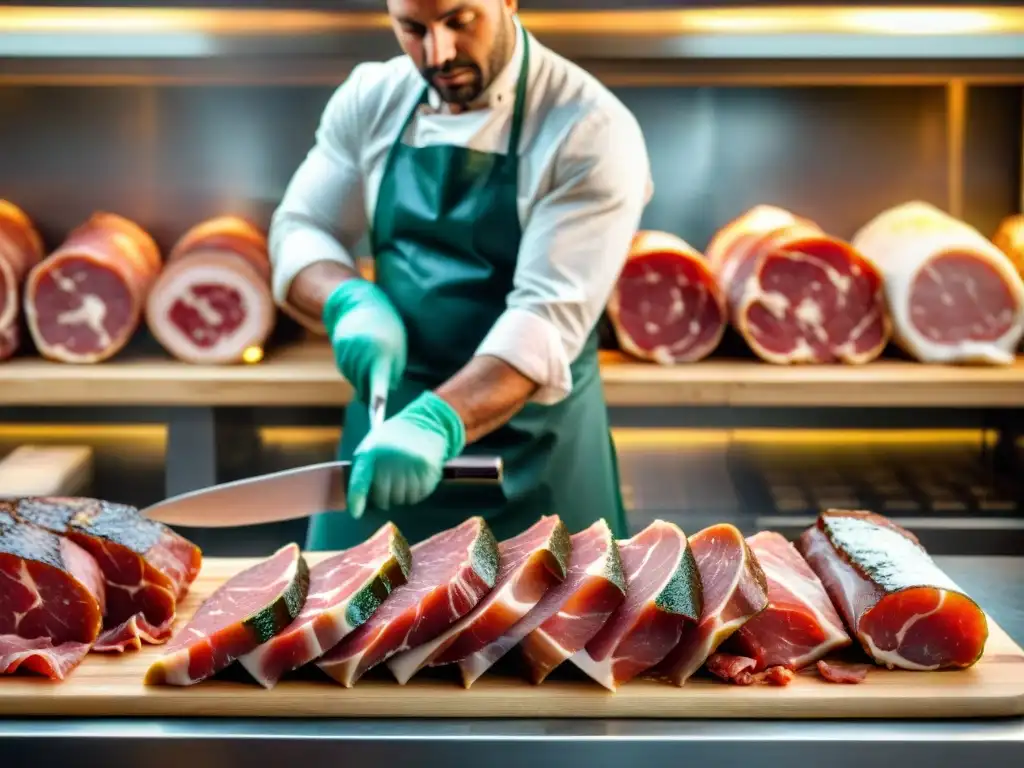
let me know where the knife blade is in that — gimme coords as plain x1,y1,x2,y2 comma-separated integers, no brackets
368,377,387,430
140,456,503,528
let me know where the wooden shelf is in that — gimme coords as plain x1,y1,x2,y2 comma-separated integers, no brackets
2,341,1024,408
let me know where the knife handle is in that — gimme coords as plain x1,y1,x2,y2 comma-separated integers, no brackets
441,456,503,485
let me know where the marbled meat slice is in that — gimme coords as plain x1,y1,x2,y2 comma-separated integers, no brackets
0,200,45,361
607,230,726,364
709,205,890,364
238,522,412,689
317,516,499,687
145,543,309,686
387,515,570,685
651,523,769,685
797,509,989,670
460,519,626,687
9,496,202,652
571,520,702,691
852,201,1024,364
0,501,104,680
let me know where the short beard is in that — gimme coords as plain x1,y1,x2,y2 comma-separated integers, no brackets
423,14,515,108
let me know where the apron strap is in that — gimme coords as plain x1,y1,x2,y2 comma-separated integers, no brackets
506,27,530,159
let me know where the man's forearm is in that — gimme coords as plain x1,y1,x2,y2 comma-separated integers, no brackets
435,355,540,444
286,260,364,322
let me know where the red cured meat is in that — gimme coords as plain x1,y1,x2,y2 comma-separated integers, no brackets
24,212,161,363
317,516,499,687
817,659,870,684
145,543,310,686
607,230,726,364
146,215,276,364
0,200,45,361
652,523,769,686
387,515,570,685
797,510,989,671
8,497,202,652
0,501,104,680
724,531,850,671
708,205,890,364
706,653,795,687
459,519,628,687
572,520,702,691
238,523,412,689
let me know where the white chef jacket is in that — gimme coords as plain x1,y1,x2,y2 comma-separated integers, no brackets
269,17,653,405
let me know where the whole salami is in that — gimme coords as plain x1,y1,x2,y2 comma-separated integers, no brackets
0,200,45,361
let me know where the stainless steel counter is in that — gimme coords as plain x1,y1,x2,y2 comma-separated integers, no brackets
1,556,1021,766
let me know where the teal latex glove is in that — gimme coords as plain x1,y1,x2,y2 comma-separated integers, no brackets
322,279,406,404
347,391,466,520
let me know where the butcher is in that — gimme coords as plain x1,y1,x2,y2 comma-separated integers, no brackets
269,0,653,550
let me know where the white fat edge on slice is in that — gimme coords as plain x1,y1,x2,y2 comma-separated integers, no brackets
0,255,17,329
568,646,619,691
851,201,1024,363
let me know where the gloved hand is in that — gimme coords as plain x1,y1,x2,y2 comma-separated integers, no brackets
346,391,466,520
322,279,406,404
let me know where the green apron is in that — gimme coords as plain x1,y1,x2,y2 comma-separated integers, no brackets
306,31,628,550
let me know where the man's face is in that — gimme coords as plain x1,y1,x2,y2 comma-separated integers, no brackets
388,0,517,108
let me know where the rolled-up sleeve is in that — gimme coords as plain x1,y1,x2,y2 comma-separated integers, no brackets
475,107,653,405
268,67,369,323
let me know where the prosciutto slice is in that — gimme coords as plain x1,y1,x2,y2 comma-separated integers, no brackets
652,523,769,685
571,520,703,691
387,515,570,685
8,496,202,652
238,523,412,688
317,516,499,687
797,510,989,670
0,501,105,680
0,200,45,361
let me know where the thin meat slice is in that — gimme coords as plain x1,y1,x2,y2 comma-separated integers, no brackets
706,653,795,686
571,520,703,691
9,496,203,652
797,509,989,671
24,212,161,363
723,531,850,671
0,200,45,361
708,205,890,364
146,215,276,364
317,516,499,687
852,201,1024,364
145,543,310,686
817,659,870,684
607,230,726,364
387,515,570,685
651,523,769,686
238,523,412,689
0,501,105,680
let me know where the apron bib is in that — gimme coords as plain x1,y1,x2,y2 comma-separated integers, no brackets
306,32,628,550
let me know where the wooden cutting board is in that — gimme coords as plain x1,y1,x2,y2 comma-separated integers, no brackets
2,555,1022,719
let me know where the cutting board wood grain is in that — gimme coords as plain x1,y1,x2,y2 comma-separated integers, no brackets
2,555,1022,719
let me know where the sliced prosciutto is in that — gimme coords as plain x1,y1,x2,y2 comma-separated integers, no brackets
9,496,202,652
607,230,726,364
0,200,45,361
652,523,769,686
387,515,570,685
145,543,309,686
317,516,499,687
817,659,870,684
720,531,850,673
238,523,411,688
571,520,702,691
1,501,105,680
797,510,989,671
706,653,795,687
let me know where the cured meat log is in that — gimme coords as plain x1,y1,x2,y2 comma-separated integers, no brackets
571,520,702,691
146,215,276,364
652,523,769,686
707,205,890,364
9,497,202,652
852,201,1024,364
797,510,989,671
145,543,310,686
387,515,570,685
1,501,105,680
607,231,726,364
0,200,45,361
459,519,627,687
714,531,850,678
24,212,161,363
317,516,499,687
992,214,1024,282
238,523,411,689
